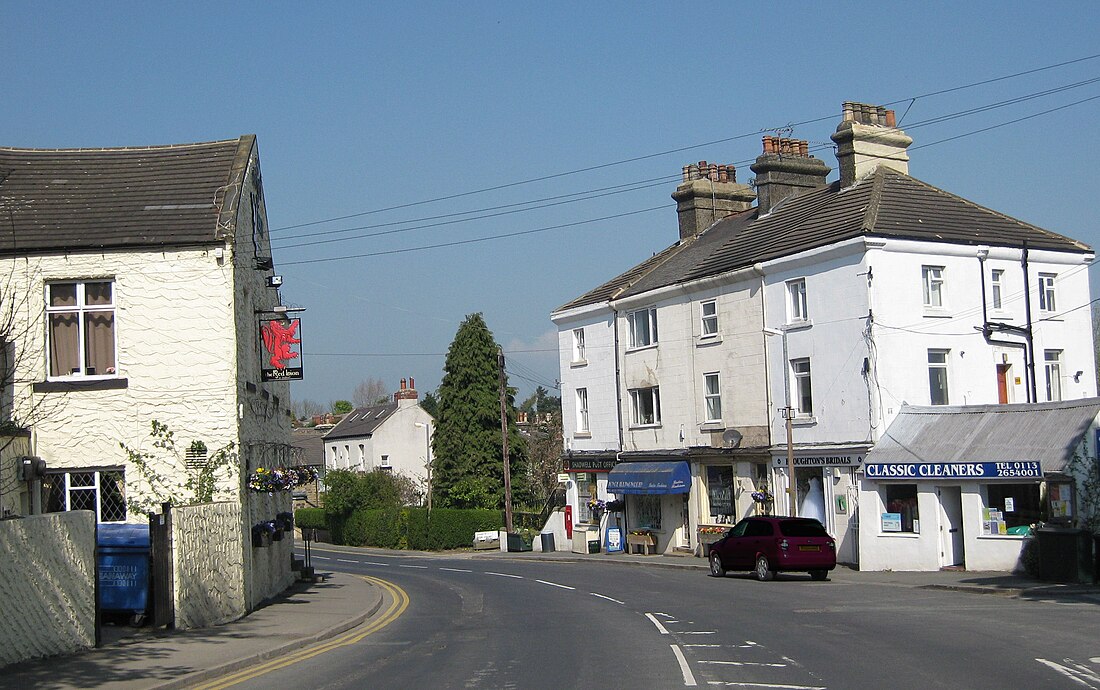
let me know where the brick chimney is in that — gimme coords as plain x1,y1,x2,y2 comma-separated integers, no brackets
671,161,755,240
749,137,831,214
830,101,913,186
394,376,419,408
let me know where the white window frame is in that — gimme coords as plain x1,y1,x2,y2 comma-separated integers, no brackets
990,269,1004,310
703,372,722,423
1038,273,1057,312
928,349,950,405
700,300,718,337
572,328,586,363
380,454,391,468
787,278,808,323
1044,349,1063,402
45,469,127,523
629,386,661,426
576,387,590,433
628,307,658,349
45,279,118,380
791,358,812,417
922,266,945,308
635,494,662,530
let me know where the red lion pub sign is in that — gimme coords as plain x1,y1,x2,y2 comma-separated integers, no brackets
260,317,303,382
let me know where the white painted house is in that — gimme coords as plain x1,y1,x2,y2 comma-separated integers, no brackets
323,378,435,500
0,136,297,605
553,101,1096,571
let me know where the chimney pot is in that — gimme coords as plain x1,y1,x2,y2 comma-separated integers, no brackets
885,109,896,127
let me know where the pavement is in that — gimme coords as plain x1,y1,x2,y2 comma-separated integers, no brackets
9,545,1100,689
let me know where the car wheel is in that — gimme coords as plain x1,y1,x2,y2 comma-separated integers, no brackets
754,555,774,581
809,569,828,581
709,551,726,577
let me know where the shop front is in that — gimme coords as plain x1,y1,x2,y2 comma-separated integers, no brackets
563,453,617,546
858,399,1100,572
606,460,692,555
769,447,867,565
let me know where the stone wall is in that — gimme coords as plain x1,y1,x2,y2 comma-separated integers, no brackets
246,490,294,609
0,512,95,665
172,502,246,629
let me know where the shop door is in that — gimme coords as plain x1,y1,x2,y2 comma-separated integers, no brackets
680,495,691,548
937,486,964,568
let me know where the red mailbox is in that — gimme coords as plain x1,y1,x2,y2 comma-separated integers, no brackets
565,505,573,539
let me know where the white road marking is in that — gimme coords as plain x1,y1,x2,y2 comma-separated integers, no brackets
361,561,390,566
705,683,825,689
535,579,575,590
1036,658,1100,688
398,564,428,569
653,612,675,618
485,571,523,579
646,613,671,635
312,555,331,560
590,592,625,605
680,631,716,635
439,567,473,573
670,644,698,686
698,661,787,668
336,559,357,563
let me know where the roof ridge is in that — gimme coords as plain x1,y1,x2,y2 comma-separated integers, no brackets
0,137,247,154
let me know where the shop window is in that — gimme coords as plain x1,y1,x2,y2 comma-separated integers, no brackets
706,465,734,520
983,483,1041,533
576,473,592,523
883,484,919,533
635,494,662,530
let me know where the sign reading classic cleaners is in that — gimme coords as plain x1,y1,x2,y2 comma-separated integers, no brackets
865,461,1042,480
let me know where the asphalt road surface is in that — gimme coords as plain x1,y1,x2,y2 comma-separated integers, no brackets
221,547,1100,689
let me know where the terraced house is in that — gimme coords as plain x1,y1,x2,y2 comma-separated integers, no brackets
553,102,1097,570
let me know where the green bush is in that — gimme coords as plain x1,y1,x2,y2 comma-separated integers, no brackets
295,507,326,530
406,508,503,550
342,508,404,549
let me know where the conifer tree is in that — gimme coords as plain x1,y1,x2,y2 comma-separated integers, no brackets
432,313,528,510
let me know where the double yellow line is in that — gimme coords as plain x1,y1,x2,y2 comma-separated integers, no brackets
191,575,409,689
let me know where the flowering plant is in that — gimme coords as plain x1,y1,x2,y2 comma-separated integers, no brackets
751,488,773,504
587,498,606,512
248,466,318,493
698,525,728,535
628,529,652,536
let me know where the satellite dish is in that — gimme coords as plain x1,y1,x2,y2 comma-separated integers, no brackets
722,430,742,448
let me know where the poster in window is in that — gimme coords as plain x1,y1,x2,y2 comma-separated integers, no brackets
881,512,902,532
707,466,733,517
260,317,303,381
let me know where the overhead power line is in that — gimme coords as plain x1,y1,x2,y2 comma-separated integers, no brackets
271,53,1100,233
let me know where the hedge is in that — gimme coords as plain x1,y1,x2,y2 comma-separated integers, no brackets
295,507,326,530
334,507,503,550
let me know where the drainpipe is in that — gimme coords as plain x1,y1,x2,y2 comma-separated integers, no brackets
1021,244,1038,403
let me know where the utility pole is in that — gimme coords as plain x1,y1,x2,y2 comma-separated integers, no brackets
497,347,514,533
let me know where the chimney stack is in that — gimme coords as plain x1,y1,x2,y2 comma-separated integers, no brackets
749,136,831,214
394,376,419,407
830,101,912,186
671,161,755,240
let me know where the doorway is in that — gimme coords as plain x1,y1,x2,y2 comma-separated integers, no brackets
996,364,1012,404
937,486,964,568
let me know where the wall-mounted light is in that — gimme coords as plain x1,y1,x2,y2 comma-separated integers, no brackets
267,275,283,288
976,245,990,261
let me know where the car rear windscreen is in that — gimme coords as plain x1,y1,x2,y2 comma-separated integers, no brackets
779,520,828,537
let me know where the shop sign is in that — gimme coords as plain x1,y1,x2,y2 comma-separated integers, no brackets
864,461,1042,480
605,526,623,553
565,457,617,472
772,453,863,468
881,513,902,532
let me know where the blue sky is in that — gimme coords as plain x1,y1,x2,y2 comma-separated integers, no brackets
5,3,1100,407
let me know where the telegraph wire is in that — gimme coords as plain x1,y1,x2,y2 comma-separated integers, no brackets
270,54,1100,233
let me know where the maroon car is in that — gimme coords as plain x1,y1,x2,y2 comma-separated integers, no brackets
708,516,836,581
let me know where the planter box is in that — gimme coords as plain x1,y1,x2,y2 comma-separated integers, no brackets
626,533,656,555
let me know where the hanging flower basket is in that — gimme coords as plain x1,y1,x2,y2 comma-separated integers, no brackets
248,467,318,493
251,521,275,548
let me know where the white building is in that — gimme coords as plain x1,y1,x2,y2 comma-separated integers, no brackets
323,378,435,499
553,101,1096,569
0,136,296,605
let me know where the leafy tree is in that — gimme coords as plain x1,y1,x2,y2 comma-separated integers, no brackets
520,386,561,419
353,377,390,407
419,390,439,419
521,409,564,506
432,313,529,510
332,400,354,415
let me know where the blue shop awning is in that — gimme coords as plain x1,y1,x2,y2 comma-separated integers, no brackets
606,461,691,495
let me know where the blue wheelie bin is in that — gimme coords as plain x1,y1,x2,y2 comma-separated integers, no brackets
97,523,151,624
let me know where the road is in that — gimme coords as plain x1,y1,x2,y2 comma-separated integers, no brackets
222,546,1100,689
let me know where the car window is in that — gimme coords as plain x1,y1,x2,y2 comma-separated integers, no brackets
745,520,774,537
727,520,750,538
779,519,828,537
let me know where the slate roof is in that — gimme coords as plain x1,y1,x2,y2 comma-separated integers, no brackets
0,136,253,255
323,402,400,441
556,167,1092,312
290,427,326,467
865,398,1100,474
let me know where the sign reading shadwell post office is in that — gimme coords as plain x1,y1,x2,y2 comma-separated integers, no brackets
864,461,1042,480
